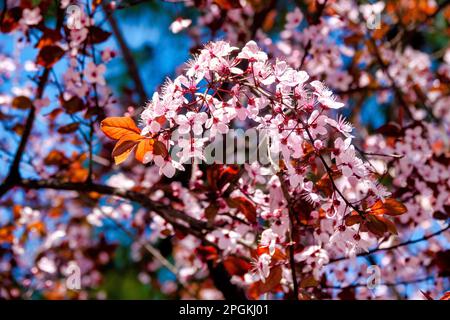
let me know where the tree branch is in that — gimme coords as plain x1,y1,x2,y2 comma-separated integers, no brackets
101,1,147,105
327,224,450,264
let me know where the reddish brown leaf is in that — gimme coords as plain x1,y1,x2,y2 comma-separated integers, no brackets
213,0,242,10
44,150,70,166
153,140,169,158
44,108,63,121
0,8,22,33
227,196,257,223
12,96,33,110
37,45,65,68
195,246,219,262
57,122,80,134
112,139,139,158
223,257,252,276
300,275,319,288
258,265,282,293
376,216,398,235
375,122,402,137
365,215,388,237
62,96,85,114
205,203,219,223
217,165,240,190
36,28,62,49
88,26,112,44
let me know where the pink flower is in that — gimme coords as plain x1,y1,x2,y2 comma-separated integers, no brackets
260,229,278,256
326,115,354,138
210,229,239,253
285,8,303,29
310,80,344,109
84,62,106,86
21,8,42,26
252,253,271,282
205,109,230,136
177,137,207,164
101,48,116,63
306,110,328,139
175,112,208,135
154,155,184,178
237,41,268,62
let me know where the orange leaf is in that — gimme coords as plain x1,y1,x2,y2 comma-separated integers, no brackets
255,246,286,261
439,291,450,300
112,137,141,165
135,138,154,162
370,198,407,216
0,225,15,244
113,146,135,165
227,196,257,224
100,117,141,140
345,214,363,226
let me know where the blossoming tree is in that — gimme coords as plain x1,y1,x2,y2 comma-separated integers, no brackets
0,0,448,300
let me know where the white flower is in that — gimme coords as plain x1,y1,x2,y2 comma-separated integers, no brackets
169,18,192,34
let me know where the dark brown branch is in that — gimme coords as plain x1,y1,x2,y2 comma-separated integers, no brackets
299,0,328,68
101,2,147,105
0,7,65,198
16,178,247,300
207,260,247,300
277,172,300,299
17,178,209,233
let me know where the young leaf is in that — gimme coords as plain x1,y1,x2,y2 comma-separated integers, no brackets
135,139,154,162
113,145,135,165
112,139,140,159
100,117,141,140
370,198,407,216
